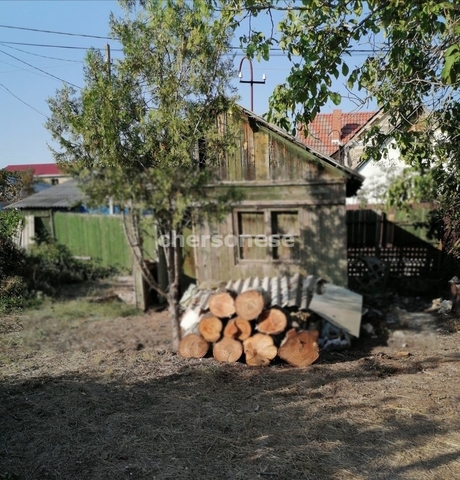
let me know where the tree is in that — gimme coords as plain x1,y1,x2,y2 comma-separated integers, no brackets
46,0,241,349
0,169,23,204
225,0,460,266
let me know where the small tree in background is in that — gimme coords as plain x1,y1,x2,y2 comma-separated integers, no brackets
0,169,23,204
46,0,241,349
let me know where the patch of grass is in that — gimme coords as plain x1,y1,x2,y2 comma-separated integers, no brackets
25,298,139,322
6,298,141,353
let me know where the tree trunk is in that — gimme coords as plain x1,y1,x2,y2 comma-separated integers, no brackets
235,289,268,320
198,315,223,343
223,317,252,341
278,329,319,367
168,295,182,351
243,333,278,366
213,337,243,363
257,308,287,335
208,291,236,318
166,230,182,351
178,333,209,358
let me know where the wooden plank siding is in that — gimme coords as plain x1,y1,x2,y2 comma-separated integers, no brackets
221,112,342,184
194,108,355,287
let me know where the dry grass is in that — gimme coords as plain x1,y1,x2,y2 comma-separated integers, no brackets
1,292,460,479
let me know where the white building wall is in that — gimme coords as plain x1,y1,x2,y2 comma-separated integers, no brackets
347,141,406,206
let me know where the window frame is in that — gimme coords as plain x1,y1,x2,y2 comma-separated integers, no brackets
233,207,301,264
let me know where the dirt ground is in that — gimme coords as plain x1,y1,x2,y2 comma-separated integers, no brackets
1,278,460,480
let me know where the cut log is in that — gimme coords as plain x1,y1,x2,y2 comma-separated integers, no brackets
257,308,287,335
178,334,209,358
223,317,252,341
278,329,319,367
243,333,278,366
213,337,243,363
198,315,223,343
208,291,236,318
235,289,267,321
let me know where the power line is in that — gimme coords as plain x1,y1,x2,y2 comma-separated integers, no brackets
0,23,113,40
0,43,83,63
0,40,122,51
0,48,82,89
0,39,376,57
0,83,47,118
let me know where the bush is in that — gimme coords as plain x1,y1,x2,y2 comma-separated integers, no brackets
0,234,116,313
27,240,116,293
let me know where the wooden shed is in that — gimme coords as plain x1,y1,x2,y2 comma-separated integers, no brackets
193,106,364,287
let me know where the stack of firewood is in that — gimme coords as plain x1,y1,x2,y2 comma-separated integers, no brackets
178,289,320,367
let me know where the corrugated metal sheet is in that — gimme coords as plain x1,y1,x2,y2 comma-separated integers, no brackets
183,273,318,313
5,179,84,210
181,274,363,338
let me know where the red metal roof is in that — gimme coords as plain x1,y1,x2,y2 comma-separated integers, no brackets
4,163,62,176
297,110,378,156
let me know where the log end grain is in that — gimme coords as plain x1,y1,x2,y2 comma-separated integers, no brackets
278,329,319,368
208,291,236,318
243,333,278,366
178,334,209,358
213,337,243,363
257,308,288,335
235,289,267,321
223,317,252,341
198,315,223,343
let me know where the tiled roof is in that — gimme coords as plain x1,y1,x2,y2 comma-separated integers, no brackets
4,163,62,176
297,110,378,156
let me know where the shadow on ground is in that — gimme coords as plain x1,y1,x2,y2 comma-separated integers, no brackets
1,347,460,480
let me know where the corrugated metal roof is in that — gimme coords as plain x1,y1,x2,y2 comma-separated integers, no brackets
5,178,84,210
183,274,319,313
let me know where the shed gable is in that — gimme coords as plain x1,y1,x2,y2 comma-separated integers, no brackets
218,110,346,184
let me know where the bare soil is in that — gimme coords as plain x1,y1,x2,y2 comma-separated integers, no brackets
1,279,460,480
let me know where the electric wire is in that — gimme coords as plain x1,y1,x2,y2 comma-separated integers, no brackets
0,83,47,118
0,43,84,63
0,48,81,89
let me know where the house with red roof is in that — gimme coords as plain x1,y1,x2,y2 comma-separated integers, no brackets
297,109,378,162
298,109,409,205
4,163,71,186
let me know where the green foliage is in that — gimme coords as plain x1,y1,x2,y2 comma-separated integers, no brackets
0,209,24,240
0,234,115,314
225,0,460,264
0,169,23,203
46,0,243,346
27,240,116,292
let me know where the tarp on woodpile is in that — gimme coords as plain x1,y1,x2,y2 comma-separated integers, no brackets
180,274,363,338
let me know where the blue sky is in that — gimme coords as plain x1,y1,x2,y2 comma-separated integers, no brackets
0,0,372,170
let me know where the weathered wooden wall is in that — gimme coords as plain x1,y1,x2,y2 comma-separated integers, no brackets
194,204,348,286
218,112,342,183
193,110,350,286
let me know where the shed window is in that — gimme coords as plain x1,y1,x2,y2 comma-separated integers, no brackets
236,209,300,262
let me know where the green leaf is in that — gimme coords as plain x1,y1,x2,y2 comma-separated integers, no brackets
330,92,341,105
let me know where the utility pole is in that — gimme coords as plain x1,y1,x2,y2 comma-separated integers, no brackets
105,43,111,77
237,57,266,112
